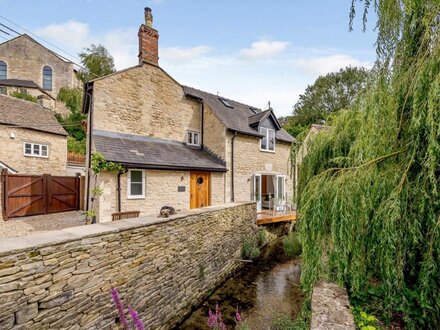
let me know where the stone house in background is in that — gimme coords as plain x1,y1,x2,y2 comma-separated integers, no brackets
82,8,294,222
0,94,68,175
0,34,81,115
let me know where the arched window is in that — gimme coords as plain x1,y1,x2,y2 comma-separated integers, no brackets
42,66,52,90
0,61,7,80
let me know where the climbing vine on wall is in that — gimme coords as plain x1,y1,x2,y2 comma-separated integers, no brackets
299,1,440,328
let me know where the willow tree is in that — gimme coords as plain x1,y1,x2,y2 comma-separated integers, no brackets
299,0,439,327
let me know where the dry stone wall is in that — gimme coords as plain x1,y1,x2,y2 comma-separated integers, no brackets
0,202,257,330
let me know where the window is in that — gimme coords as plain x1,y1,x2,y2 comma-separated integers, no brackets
259,127,276,152
23,142,49,158
128,170,145,199
0,61,6,80
187,131,200,146
219,97,233,108
42,66,52,90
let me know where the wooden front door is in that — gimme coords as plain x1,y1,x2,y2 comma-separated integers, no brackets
190,172,211,209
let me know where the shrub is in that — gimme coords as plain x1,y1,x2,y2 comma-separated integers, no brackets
67,136,86,154
242,238,260,260
283,232,302,258
10,91,37,103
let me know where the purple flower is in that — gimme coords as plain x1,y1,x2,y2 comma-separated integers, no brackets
207,309,218,328
235,307,242,323
129,306,144,330
111,288,129,330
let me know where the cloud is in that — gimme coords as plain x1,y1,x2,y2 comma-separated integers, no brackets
34,20,91,49
240,40,289,59
294,54,373,75
34,20,139,69
160,46,211,63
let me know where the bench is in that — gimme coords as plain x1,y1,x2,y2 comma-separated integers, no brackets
111,211,140,221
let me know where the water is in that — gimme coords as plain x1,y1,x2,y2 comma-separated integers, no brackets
176,240,303,330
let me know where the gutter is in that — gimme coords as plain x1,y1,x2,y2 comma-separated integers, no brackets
110,162,227,173
231,130,237,202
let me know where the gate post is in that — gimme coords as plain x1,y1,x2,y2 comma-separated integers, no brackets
76,173,81,210
1,169,8,220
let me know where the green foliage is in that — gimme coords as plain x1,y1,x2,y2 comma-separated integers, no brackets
272,302,311,330
283,67,369,137
90,152,125,175
77,44,116,82
299,1,440,328
10,91,37,103
67,137,86,154
257,228,269,246
241,238,260,260
283,231,302,258
56,87,86,141
352,306,379,330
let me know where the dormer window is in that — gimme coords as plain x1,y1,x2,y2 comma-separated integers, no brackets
259,127,275,152
187,131,200,146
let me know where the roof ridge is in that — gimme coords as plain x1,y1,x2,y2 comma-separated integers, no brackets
183,85,264,111
0,93,45,109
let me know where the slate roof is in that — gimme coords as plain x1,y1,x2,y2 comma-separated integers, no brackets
183,86,293,143
0,79,40,89
93,130,227,172
0,94,67,136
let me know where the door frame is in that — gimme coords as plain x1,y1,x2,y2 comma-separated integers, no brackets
252,174,262,212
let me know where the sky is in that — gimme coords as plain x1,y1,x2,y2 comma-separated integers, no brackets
0,0,378,116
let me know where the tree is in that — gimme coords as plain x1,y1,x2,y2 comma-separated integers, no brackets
77,44,116,82
56,87,87,154
299,1,440,328
284,67,369,137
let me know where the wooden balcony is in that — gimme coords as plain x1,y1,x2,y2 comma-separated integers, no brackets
256,209,297,225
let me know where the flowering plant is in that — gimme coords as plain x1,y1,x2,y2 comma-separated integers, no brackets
110,287,144,330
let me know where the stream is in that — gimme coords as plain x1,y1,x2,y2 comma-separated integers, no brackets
176,239,303,330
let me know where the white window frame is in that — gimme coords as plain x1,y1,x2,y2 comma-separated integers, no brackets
186,131,200,146
23,142,49,158
127,169,146,199
259,127,276,152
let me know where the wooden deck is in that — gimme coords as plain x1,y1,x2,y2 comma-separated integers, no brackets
256,210,297,225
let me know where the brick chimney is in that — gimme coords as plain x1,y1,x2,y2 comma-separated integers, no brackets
138,7,159,65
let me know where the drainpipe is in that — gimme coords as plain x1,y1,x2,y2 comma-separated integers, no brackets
200,101,204,150
84,83,93,212
231,131,237,202
117,167,128,212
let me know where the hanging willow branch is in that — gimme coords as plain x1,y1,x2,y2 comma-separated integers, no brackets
300,1,440,328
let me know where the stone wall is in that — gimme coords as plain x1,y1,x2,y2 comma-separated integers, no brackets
0,126,67,175
311,281,355,330
225,132,293,203
94,170,225,222
92,63,201,143
0,202,257,330
203,105,227,159
0,35,80,99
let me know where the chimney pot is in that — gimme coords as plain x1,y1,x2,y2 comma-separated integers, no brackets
144,7,153,28
138,7,159,64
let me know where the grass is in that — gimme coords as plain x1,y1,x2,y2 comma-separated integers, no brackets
242,238,260,259
283,231,302,259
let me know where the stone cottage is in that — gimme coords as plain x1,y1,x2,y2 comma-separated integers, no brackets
0,94,68,175
83,8,294,221
0,34,81,115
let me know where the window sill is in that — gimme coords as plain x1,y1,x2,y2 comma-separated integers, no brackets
127,195,145,200
24,154,49,159
259,149,275,153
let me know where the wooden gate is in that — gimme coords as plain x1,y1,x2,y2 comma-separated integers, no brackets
1,170,80,220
